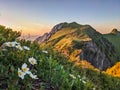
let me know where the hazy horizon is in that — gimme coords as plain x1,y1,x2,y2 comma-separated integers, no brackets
0,0,120,36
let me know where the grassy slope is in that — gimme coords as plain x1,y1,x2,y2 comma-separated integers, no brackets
106,62,120,77
49,28,77,41
103,34,120,55
46,26,91,62
104,34,120,77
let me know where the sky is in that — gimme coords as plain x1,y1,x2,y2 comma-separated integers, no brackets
0,0,120,36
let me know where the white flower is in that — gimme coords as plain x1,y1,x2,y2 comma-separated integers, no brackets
78,75,81,78
28,57,37,65
29,72,38,79
5,42,16,47
69,74,76,79
16,45,23,50
5,41,20,47
82,80,86,84
82,76,86,80
23,46,30,51
18,68,25,79
80,77,87,84
42,50,48,54
13,41,20,45
21,63,30,74
93,87,96,90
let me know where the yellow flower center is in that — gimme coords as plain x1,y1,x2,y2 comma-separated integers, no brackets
18,45,21,49
9,42,13,47
31,60,35,65
18,71,22,76
23,68,27,72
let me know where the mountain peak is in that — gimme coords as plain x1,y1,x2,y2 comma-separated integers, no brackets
36,22,98,43
110,28,120,35
56,22,82,29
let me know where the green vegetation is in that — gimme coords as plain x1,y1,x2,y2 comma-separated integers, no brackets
1,25,120,90
0,25,21,45
49,28,76,41
104,34,120,56
0,25,93,90
85,69,120,90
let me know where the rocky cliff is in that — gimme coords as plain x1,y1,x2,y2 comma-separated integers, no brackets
36,23,65,43
80,40,117,70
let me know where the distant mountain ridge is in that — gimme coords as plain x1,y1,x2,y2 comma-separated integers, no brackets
104,28,120,58
36,22,120,70
110,28,120,35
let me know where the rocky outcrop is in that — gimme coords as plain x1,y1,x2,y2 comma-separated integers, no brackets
110,28,120,35
36,23,65,43
80,40,116,70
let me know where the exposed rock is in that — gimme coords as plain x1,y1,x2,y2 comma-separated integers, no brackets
80,41,111,70
110,28,120,35
36,23,65,43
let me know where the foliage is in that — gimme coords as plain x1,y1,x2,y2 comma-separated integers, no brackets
1,25,120,90
85,69,120,90
104,34,120,56
0,25,21,45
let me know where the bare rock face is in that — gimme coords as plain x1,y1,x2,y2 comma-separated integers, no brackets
36,23,65,43
80,41,109,70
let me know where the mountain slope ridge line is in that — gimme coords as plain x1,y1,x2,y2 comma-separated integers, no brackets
36,22,120,71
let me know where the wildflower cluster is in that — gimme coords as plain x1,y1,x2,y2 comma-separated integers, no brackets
69,74,87,84
4,41,38,79
18,61,38,79
4,41,30,51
